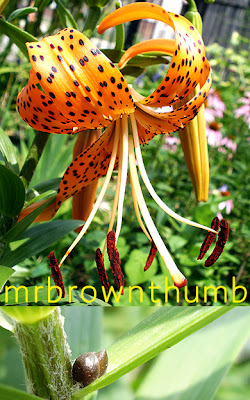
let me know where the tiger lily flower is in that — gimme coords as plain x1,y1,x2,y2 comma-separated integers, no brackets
17,2,217,289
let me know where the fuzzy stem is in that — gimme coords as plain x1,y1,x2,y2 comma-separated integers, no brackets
14,308,74,400
19,131,50,190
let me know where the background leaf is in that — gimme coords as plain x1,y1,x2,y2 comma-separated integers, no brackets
1,197,56,244
134,307,250,400
0,219,83,267
0,266,14,291
55,0,78,30
0,18,37,59
0,165,25,217
0,384,43,400
0,127,19,174
72,307,233,399
8,7,38,22
62,307,103,359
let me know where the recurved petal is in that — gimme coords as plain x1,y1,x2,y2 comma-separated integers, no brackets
25,28,134,129
98,2,210,107
135,69,212,139
17,70,80,134
55,122,117,213
118,39,176,69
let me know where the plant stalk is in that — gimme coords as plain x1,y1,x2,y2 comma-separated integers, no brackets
19,130,50,190
14,307,74,400
83,6,101,38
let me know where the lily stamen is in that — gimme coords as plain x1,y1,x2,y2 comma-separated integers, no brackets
130,113,218,235
115,115,129,243
128,134,187,288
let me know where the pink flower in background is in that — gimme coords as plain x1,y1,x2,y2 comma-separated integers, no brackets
205,89,237,152
162,135,180,153
205,89,226,120
234,91,250,128
217,185,234,217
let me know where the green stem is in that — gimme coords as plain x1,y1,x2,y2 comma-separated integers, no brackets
186,0,198,12
19,130,50,190
14,308,74,400
114,1,124,51
83,6,101,38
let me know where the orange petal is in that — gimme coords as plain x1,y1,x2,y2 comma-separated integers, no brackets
17,69,80,134
72,129,102,231
98,3,210,107
18,198,57,222
118,38,176,69
54,122,117,213
24,29,134,129
135,69,212,139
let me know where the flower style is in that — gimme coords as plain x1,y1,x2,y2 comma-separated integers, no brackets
17,2,218,289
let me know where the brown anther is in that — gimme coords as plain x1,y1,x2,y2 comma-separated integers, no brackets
106,231,125,294
48,251,65,298
95,248,110,293
144,241,158,271
197,216,220,260
205,219,229,267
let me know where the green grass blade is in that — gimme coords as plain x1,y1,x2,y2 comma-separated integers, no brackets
0,127,19,174
72,306,234,399
0,384,43,400
135,307,250,400
0,219,83,267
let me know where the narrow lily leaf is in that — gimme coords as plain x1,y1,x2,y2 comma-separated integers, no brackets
0,219,83,267
1,197,56,244
0,18,37,59
0,384,44,400
8,7,38,22
135,308,250,400
0,165,25,217
0,266,14,291
27,178,61,199
0,285,109,306
72,307,233,399
55,0,78,30
0,127,19,174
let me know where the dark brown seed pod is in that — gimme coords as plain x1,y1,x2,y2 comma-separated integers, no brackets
72,350,108,386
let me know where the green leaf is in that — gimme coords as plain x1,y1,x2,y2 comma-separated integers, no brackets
0,127,19,174
0,285,109,306
0,219,83,267
0,165,25,217
135,308,250,400
55,0,78,29
72,306,234,399
0,266,14,291
1,197,56,244
0,384,44,400
125,248,158,286
0,18,37,59
8,7,38,22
